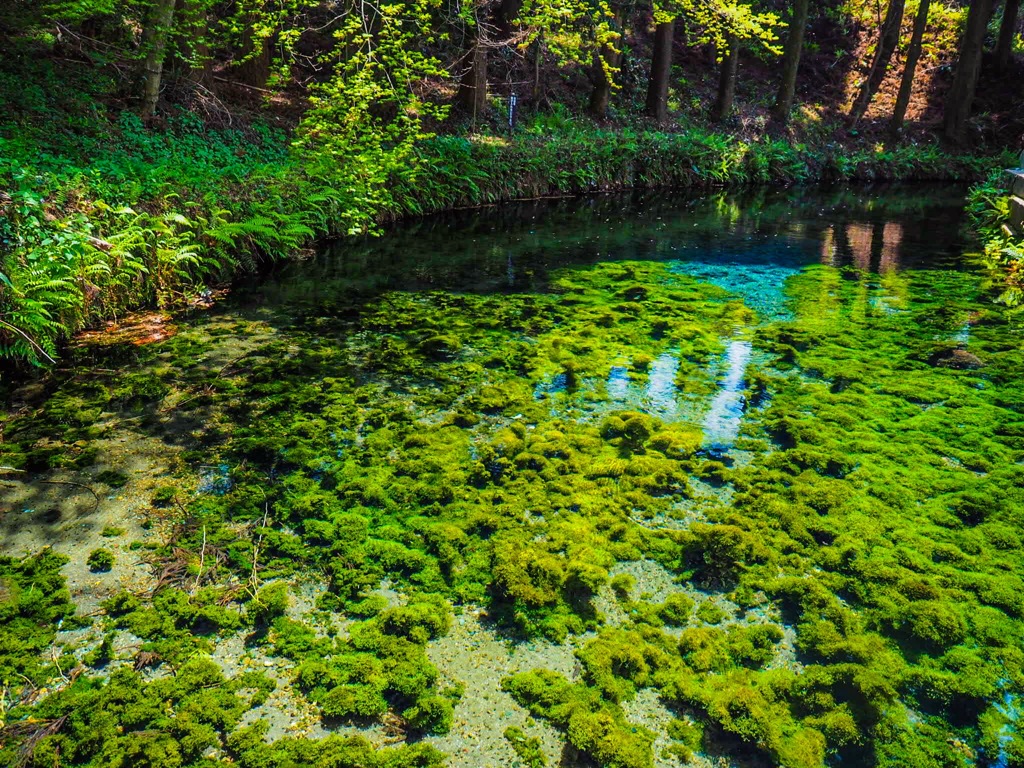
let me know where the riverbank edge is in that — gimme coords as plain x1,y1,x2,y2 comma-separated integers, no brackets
965,160,1024,307
0,127,1014,371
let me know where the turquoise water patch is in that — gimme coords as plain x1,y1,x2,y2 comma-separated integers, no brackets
671,259,802,323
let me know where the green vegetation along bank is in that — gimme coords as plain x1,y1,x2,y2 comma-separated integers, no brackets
967,165,1024,308
0,100,1010,369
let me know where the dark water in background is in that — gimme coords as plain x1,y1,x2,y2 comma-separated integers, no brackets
236,183,973,310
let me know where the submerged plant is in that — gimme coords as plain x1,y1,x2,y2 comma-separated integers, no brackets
3,214,1024,767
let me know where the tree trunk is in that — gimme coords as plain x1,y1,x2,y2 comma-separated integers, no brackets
714,35,740,122
772,0,811,124
189,29,212,87
141,0,177,118
171,0,212,86
889,0,931,135
644,20,674,121
236,21,274,88
457,30,488,121
588,9,624,118
943,0,995,142
533,34,544,101
589,54,613,117
589,45,624,118
495,0,524,39
850,0,907,122
996,0,1021,72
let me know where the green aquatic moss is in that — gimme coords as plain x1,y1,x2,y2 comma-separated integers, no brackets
0,551,82,690
663,666,826,768
95,471,128,488
4,239,1024,768
263,597,454,733
576,627,674,703
502,669,656,768
0,654,440,768
226,724,446,768
85,548,114,572
695,600,727,625
664,717,703,761
504,725,548,767
657,593,694,626
102,586,242,667
610,573,635,601
246,581,291,626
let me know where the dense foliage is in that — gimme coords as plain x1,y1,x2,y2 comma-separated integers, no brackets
967,168,1024,306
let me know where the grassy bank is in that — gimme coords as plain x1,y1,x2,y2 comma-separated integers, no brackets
0,110,1012,367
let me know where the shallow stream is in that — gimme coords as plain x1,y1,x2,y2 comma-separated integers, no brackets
3,184,1024,768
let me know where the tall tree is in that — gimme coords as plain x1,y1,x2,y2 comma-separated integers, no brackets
588,5,625,118
643,0,779,123
496,0,524,36
714,34,740,121
532,32,544,100
943,0,995,142
235,26,274,87
173,0,213,86
516,0,623,116
457,0,524,120
849,0,906,123
140,0,177,118
457,11,489,120
888,0,931,135
225,0,327,90
457,36,488,120
996,0,1021,72
645,18,675,120
771,0,810,124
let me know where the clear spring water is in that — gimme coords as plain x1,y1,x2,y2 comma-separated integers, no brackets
5,183,1024,768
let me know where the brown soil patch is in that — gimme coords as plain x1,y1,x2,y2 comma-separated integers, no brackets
75,312,179,348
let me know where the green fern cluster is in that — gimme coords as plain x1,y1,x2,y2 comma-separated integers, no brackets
0,169,333,365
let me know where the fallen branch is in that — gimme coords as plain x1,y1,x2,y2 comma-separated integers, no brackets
86,236,114,252
213,76,276,95
216,353,252,378
0,319,57,365
50,647,69,685
38,480,101,513
159,384,215,413
192,525,207,595
3,714,69,768
249,502,271,596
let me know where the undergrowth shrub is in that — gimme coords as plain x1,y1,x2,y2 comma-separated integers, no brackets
966,168,1024,305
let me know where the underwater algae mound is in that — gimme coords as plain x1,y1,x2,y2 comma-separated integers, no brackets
1,255,1024,768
